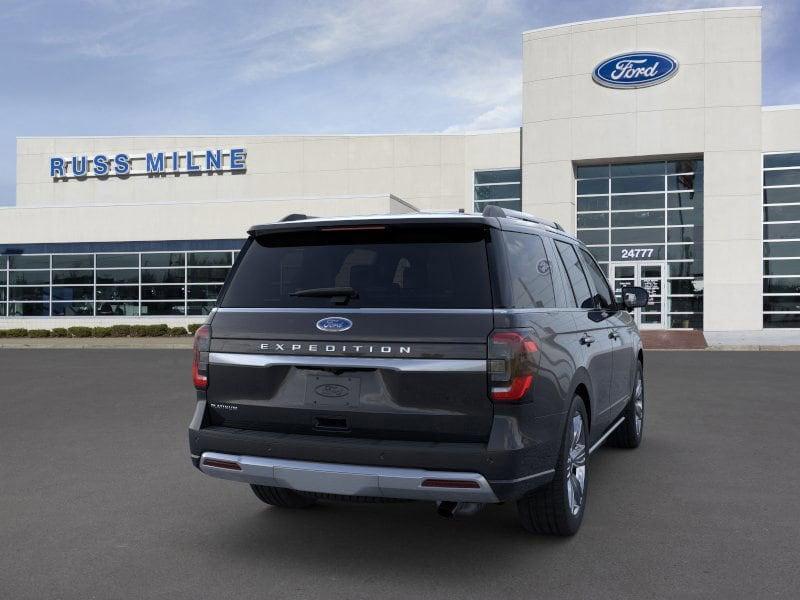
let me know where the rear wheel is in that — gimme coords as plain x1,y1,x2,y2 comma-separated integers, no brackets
250,485,317,508
609,361,644,449
517,395,588,536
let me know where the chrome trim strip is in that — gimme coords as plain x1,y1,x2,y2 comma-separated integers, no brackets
489,468,555,484
199,452,500,503
215,307,495,314
209,352,487,372
588,416,626,455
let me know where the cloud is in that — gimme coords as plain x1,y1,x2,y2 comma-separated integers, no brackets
443,103,521,132
235,0,480,82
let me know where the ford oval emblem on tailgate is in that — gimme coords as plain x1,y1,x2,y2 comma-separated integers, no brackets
315,384,350,398
316,317,353,332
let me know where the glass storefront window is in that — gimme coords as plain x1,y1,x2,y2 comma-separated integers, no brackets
9,255,49,269
576,159,704,329
142,268,185,284
188,252,232,267
763,153,800,328
96,254,138,268
474,169,522,212
96,302,138,316
52,254,93,269
187,302,216,315
52,287,93,301
96,286,138,301
9,271,50,285
52,270,93,284
52,302,94,316
96,269,138,284
8,303,49,316
0,248,237,319
141,302,185,316
187,267,229,283
141,253,185,268
10,287,50,301
187,285,223,300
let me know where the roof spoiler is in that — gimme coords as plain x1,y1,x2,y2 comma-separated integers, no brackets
482,205,565,231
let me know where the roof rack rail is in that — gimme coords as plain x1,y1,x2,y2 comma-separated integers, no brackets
482,205,565,231
280,213,315,222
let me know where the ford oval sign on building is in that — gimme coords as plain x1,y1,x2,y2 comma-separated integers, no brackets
593,52,678,89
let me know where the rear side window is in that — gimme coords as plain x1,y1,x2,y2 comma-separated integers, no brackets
221,226,493,309
554,240,593,309
503,231,556,308
578,248,615,309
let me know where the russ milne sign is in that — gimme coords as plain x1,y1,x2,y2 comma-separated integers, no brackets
593,52,678,89
49,148,246,179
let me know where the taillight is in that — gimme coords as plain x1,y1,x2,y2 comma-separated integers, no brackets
192,324,211,390
488,330,538,402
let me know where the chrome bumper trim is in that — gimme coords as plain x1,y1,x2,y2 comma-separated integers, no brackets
199,452,500,503
209,352,486,373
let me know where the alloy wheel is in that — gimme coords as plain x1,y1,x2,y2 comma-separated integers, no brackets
634,372,644,437
565,412,586,516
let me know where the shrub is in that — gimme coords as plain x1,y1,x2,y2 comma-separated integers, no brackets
145,324,169,337
167,326,188,336
28,329,51,338
0,330,6,338
51,328,69,338
67,326,92,338
92,327,113,338
5,328,28,338
188,323,204,335
130,325,149,337
109,324,132,337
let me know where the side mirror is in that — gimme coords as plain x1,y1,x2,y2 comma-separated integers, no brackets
621,286,649,310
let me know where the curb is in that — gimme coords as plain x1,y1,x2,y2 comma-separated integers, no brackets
0,338,194,349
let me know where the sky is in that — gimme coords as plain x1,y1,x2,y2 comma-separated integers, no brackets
1,0,798,206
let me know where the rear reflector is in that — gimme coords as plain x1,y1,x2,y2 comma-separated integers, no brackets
202,458,242,471
421,478,480,489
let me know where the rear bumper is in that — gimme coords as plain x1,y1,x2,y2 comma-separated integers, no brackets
199,451,501,503
189,401,564,502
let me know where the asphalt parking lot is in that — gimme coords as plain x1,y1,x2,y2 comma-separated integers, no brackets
1,350,798,599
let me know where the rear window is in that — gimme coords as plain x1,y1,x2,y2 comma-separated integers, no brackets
221,226,493,309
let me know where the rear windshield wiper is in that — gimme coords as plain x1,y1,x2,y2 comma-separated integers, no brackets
289,286,359,305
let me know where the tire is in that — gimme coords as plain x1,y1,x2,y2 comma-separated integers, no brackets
609,360,644,449
250,485,317,508
517,395,588,536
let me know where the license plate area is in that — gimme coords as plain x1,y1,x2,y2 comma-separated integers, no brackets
305,375,361,408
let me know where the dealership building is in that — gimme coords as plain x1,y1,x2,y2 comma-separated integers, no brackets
2,6,800,341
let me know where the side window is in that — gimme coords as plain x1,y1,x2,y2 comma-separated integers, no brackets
503,231,556,308
554,240,593,309
578,248,615,310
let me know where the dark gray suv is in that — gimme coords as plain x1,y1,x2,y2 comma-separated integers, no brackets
188,206,649,536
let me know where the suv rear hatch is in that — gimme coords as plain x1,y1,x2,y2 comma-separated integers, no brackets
204,220,497,443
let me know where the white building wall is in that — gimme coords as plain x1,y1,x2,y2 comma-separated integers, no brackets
16,131,520,216
763,106,800,152
521,7,763,331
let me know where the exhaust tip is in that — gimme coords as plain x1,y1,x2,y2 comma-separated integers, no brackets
436,501,485,519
